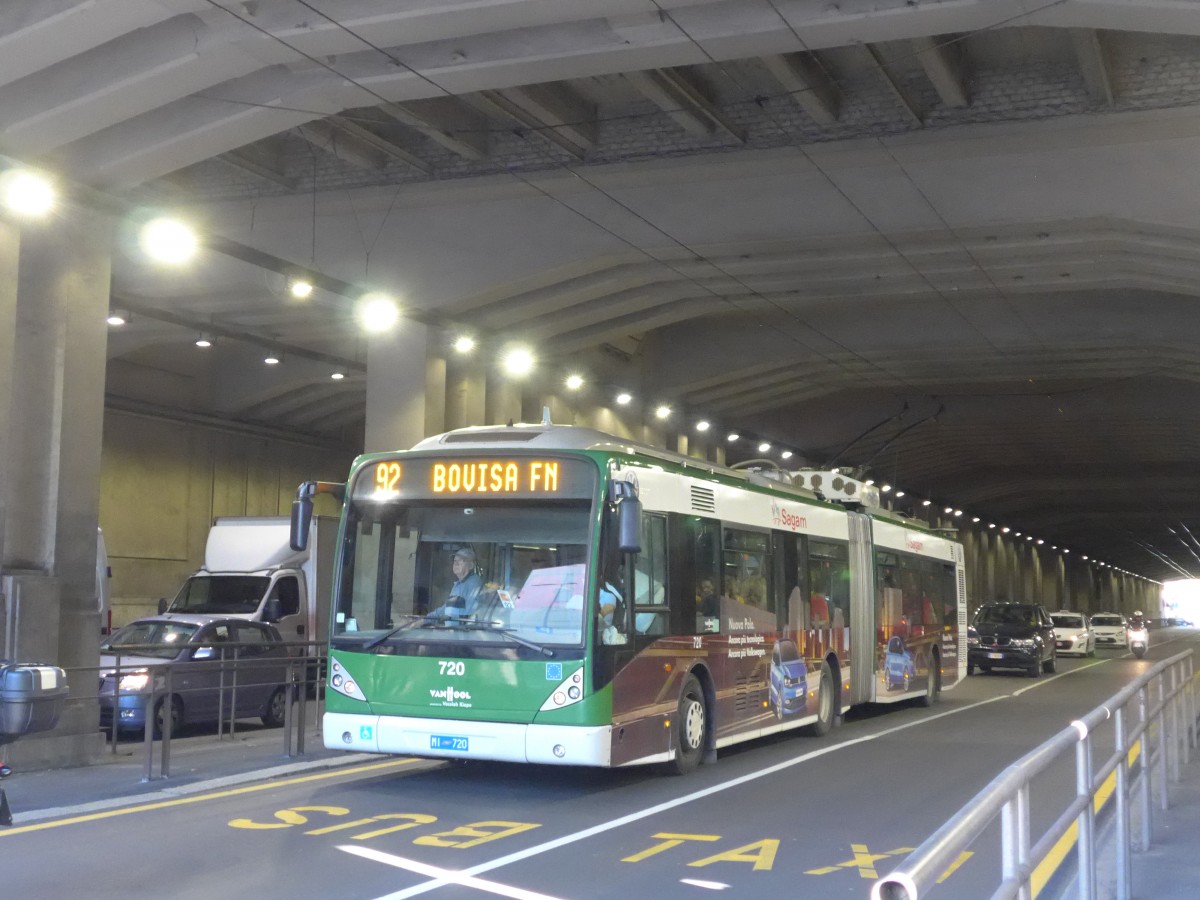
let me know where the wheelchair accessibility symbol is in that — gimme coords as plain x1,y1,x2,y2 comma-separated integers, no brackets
360,725,373,741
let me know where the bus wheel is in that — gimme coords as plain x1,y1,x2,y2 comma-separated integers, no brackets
920,660,940,708
670,675,706,775
807,662,835,737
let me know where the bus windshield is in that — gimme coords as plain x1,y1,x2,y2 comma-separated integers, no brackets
333,500,593,652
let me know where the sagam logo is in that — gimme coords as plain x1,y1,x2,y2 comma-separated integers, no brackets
771,499,807,531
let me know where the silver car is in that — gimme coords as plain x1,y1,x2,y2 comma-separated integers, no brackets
99,614,290,736
1051,611,1095,657
1090,612,1128,649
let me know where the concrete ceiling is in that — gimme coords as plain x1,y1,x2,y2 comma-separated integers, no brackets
5,0,1200,582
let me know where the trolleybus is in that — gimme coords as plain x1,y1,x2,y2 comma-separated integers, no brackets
291,422,966,774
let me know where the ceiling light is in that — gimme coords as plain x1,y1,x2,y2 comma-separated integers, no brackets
922,499,931,507
781,450,793,460
565,374,584,391
695,420,710,432
864,479,875,486
655,405,671,420
356,293,400,333
879,483,891,492
615,392,632,406
501,346,534,377
106,309,129,327
140,217,198,264
758,442,771,453
289,278,314,299
1015,532,1022,537
1063,549,1069,554
894,490,905,498
1001,527,1010,533
453,335,475,354
331,371,345,381
194,333,213,348
988,523,996,529
264,354,281,365
1036,539,1044,545
1082,555,1088,560
944,507,953,514
727,433,739,442
972,517,980,523
0,168,55,217
954,510,963,517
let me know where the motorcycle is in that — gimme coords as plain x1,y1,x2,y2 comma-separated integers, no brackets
1128,625,1149,659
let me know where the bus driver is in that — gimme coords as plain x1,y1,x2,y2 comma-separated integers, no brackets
429,547,485,618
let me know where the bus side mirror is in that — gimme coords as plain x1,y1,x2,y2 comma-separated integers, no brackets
291,495,313,552
157,597,168,614
618,497,642,554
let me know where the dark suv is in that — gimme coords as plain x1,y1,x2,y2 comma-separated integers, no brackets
968,602,1057,678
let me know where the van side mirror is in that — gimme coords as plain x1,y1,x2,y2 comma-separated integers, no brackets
157,597,168,614
192,646,215,660
263,597,282,623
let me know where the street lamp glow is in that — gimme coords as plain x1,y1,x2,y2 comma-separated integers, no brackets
565,374,584,391
0,169,55,217
356,293,400,333
140,217,198,264
501,346,534,377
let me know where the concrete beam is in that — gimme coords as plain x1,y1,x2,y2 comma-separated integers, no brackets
1070,28,1115,105
912,35,969,108
327,115,434,174
622,68,744,141
863,44,923,126
380,97,489,161
473,82,596,159
760,53,840,125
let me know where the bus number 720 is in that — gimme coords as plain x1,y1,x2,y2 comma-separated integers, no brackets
439,660,466,676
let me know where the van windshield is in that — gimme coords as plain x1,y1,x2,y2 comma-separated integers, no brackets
102,621,199,658
169,575,269,615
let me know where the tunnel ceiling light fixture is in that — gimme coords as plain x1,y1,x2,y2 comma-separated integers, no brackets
194,332,213,348
106,308,129,327
140,217,198,264
781,450,793,460
356,293,400,334
453,335,475,354
758,442,770,453
501,346,534,378
289,278,314,299
894,490,905,498
727,432,739,442
1,168,55,217
330,371,345,381
264,353,281,365
615,392,632,406
695,420,710,432
564,373,584,391
655,404,671,420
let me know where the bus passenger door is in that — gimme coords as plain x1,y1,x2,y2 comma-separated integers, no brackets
847,512,876,705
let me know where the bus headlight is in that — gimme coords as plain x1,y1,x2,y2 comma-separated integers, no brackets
328,658,365,700
539,667,585,711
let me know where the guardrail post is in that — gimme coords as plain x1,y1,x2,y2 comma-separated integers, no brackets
1156,673,1169,812
283,657,295,759
1075,731,1096,900
142,668,157,783
161,663,173,779
1114,705,1131,900
109,654,121,754
216,646,226,740
229,644,240,739
1137,684,1152,851
296,652,308,756
1001,785,1032,900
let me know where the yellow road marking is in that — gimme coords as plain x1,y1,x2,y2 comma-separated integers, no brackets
0,758,418,837
936,850,973,883
805,845,913,877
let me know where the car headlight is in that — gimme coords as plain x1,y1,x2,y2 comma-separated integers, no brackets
1010,638,1037,649
118,672,150,692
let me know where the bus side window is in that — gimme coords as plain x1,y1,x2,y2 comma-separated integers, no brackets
633,514,668,635
692,517,722,634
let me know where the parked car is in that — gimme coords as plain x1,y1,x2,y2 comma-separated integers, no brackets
1050,611,1095,657
884,635,917,690
1090,613,1128,649
968,602,1057,677
769,639,808,719
99,614,290,736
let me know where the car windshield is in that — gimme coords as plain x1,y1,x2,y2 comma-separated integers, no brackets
1052,614,1084,628
1092,615,1123,626
101,621,199,658
975,605,1037,626
777,640,801,663
169,575,269,615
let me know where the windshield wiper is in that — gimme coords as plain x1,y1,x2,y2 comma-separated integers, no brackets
360,615,435,650
447,620,555,657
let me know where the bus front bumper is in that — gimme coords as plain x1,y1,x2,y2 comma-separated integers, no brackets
324,712,613,767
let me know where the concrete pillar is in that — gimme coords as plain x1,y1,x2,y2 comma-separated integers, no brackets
445,358,486,431
485,372,522,426
365,321,437,452
1,207,112,767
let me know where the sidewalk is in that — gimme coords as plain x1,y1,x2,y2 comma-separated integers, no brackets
1129,749,1200,899
1,726,373,825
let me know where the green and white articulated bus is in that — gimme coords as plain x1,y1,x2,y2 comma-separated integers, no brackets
290,423,967,774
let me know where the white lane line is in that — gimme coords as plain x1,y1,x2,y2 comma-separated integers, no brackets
366,693,1010,900
1011,658,1110,697
341,845,563,900
680,878,730,890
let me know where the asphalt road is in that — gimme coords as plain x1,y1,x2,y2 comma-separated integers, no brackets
3,630,1196,900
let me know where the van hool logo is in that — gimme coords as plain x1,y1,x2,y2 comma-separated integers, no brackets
430,685,473,704
771,500,807,531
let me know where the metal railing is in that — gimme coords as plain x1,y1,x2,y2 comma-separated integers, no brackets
66,639,328,782
872,650,1197,900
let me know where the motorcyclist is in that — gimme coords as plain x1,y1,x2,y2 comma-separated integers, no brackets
1129,610,1146,630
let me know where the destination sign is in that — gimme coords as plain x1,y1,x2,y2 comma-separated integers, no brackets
353,456,594,501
